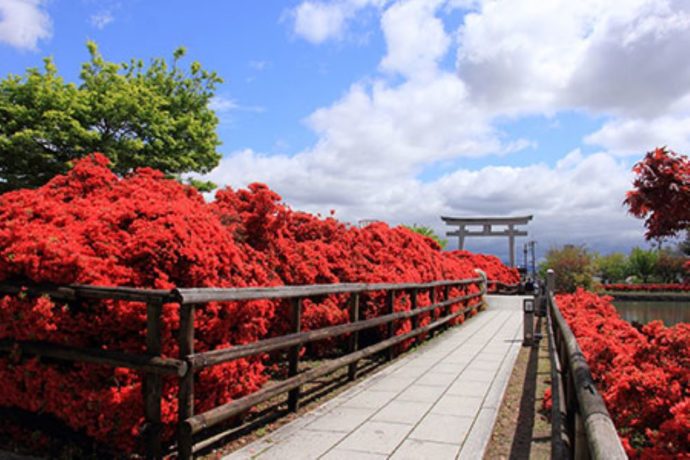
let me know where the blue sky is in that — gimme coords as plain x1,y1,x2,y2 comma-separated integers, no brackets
2,0,690,262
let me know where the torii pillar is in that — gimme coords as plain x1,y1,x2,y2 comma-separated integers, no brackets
441,215,533,267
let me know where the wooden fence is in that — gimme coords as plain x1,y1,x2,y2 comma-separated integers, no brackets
545,270,628,460
0,271,489,459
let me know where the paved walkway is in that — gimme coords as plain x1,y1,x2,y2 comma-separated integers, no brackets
226,295,526,460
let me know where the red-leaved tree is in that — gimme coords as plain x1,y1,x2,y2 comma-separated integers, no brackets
625,147,690,239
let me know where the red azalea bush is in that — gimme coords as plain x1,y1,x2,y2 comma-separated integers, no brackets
556,290,690,458
0,154,516,453
603,283,690,292
447,250,520,291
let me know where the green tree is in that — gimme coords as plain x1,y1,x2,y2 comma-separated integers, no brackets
596,252,628,284
628,247,658,283
403,224,448,249
653,249,685,283
0,42,222,192
539,244,594,293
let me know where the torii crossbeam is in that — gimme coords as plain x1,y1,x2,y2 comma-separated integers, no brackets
441,215,533,267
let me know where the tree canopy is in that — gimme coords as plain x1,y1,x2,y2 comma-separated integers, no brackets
0,42,222,192
539,244,594,293
625,147,690,240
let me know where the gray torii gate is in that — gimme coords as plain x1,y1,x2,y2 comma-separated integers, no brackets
441,215,533,267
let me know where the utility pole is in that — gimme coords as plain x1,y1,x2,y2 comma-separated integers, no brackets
523,243,528,272
528,240,537,276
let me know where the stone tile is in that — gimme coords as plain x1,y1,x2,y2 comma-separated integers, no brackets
371,400,432,424
474,353,504,363
367,376,415,392
431,395,483,417
391,364,432,379
409,413,474,444
446,380,490,398
306,407,373,432
226,296,525,460
320,448,387,460
457,407,497,460
460,369,495,383
337,421,412,455
341,390,398,410
465,360,500,371
432,362,467,375
238,430,345,460
397,384,446,403
442,353,473,365
390,439,459,460
416,371,458,387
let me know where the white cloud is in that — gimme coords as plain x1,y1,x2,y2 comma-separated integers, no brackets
291,0,386,44
293,1,349,43
585,116,690,155
457,0,690,118
204,0,690,258
209,96,265,114
0,0,51,50
209,96,239,112
379,0,449,79
204,147,641,258
90,10,114,29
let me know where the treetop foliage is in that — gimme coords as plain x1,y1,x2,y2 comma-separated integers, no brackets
0,41,222,192
625,147,690,240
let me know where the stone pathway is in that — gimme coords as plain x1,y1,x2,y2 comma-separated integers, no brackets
225,295,527,460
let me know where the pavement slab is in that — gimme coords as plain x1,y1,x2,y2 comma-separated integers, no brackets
224,295,527,460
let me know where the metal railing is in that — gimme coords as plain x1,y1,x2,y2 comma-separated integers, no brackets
545,269,627,460
0,271,489,459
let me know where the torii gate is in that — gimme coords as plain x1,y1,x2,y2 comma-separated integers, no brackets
441,215,533,267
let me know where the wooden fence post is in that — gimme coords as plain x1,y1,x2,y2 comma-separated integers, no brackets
386,290,395,361
144,299,163,460
288,297,302,412
429,287,437,337
178,304,195,460
443,284,451,329
410,288,418,345
348,293,360,381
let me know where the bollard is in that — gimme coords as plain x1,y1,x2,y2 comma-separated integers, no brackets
523,297,535,346
546,269,555,295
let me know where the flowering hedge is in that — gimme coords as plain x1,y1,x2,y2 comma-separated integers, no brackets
556,290,690,458
603,283,690,292
446,250,520,291
0,154,517,453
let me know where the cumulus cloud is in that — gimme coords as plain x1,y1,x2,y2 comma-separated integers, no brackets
204,147,641,258
204,0,689,258
0,0,51,50
457,0,690,117
585,116,690,155
379,0,449,78
291,0,386,43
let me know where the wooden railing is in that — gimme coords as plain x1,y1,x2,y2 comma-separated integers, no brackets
487,279,520,294
0,271,488,459
545,270,627,460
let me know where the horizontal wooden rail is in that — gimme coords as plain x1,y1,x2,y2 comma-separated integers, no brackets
546,270,627,460
0,282,174,303
173,277,483,304
188,290,484,370
0,273,489,460
0,340,186,377
184,298,483,437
